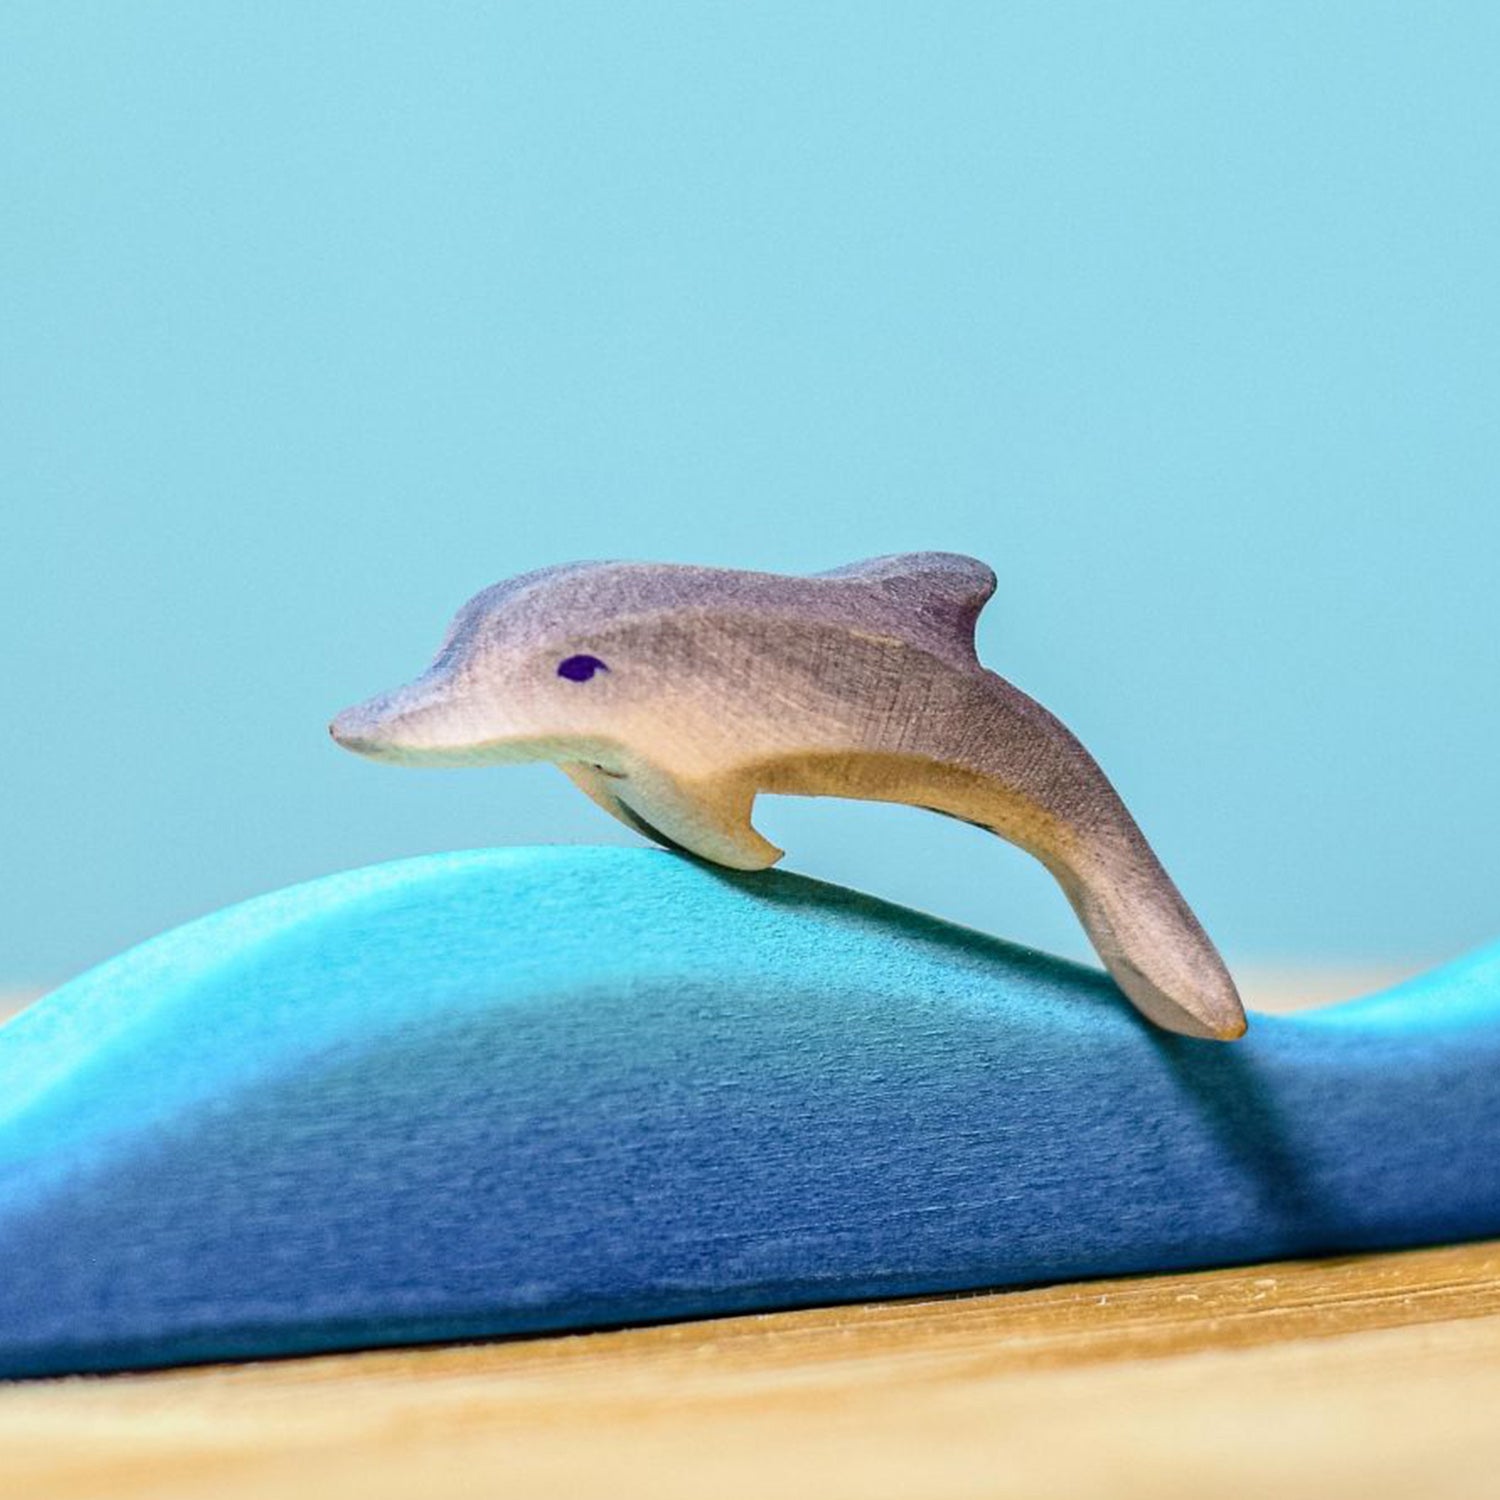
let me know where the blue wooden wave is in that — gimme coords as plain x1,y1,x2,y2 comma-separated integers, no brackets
1,846,1498,1378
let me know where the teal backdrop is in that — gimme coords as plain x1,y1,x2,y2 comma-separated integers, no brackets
2,3,1497,985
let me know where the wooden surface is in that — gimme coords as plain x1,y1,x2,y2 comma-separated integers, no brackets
4,1239,1499,1500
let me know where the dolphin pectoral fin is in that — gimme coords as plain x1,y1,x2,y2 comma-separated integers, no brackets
558,763,690,852
560,764,783,871
621,775,784,871
559,763,632,822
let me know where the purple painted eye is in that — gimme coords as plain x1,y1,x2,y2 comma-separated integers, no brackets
557,654,609,683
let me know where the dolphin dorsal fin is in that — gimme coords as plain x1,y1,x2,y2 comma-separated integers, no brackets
816,552,997,665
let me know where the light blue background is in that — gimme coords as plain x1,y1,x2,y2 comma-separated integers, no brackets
3,3,1497,985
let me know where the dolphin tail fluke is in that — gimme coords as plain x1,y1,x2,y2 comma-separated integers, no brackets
1053,842,1247,1040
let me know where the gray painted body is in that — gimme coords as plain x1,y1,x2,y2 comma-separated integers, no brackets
331,553,1245,1040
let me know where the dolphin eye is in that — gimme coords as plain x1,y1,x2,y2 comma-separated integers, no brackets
557,654,609,683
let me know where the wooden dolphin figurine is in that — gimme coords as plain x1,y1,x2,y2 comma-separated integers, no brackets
330,553,1246,1041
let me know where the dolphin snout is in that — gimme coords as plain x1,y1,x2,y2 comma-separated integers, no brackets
328,669,513,766
328,668,460,760
328,696,408,760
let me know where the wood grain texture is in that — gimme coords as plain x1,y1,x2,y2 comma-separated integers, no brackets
330,553,1245,1037
4,1240,1498,1500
